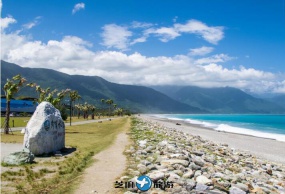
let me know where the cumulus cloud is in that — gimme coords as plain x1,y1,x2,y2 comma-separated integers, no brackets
72,3,85,14
174,20,224,44
1,16,17,30
101,19,224,50
1,17,284,94
189,46,214,56
101,24,132,50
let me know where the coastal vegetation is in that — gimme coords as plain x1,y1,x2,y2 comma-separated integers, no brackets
1,117,129,193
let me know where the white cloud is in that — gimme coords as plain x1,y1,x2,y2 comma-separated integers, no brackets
1,16,17,30
23,16,42,29
72,3,85,14
1,17,284,94
147,27,181,42
195,54,234,64
131,21,153,29
189,46,214,56
101,19,224,50
101,24,132,50
174,20,224,44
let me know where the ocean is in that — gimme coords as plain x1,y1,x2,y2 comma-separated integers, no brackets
154,114,285,142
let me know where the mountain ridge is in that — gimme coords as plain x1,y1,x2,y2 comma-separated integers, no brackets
1,60,203,113
151,85,285,114
2,60,284,114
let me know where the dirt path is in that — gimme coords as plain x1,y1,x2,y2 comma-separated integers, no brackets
74,121,129,194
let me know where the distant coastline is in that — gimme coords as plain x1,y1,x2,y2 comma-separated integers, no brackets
151,114,285,142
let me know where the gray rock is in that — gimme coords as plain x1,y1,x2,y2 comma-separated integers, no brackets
161,159,189,167
212,172,225,178
23,102,65,155
189,163,201,170
192,157,205,167
185,179,196,191
2,148,34,165
232,183,248,192
182,169,194,179
146,164,157,171
148,170,165,181
196,183,209,191
229,187,246,194
192,151,204,156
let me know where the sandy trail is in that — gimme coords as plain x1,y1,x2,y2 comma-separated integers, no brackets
74,123,129,194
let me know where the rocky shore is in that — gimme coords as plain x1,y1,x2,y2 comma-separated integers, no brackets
122,117,285,194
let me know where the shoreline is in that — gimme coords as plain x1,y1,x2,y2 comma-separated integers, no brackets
140,114,285,164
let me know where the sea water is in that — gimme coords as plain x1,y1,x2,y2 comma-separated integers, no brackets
154,114,285,142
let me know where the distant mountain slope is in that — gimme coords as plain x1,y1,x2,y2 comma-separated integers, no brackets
1,60,203,113
152,85,285,113
266,95,285,108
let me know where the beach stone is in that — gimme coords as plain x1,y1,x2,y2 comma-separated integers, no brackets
182,169,194,179
229,186,246,194
192,157,206,167
2,148,34,165
232,183,249,192
148,170,165,181
185,179,196,191
161,159,189,167
196,175,212,185
196,183,209,191
189,163,201,170
23,102,65,155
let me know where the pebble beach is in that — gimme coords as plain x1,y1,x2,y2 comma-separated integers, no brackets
122,116,285,194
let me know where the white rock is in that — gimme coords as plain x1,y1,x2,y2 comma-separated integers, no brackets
138,140,147,147
148,170,165,181
196,175,212,185
161,159,189,167
23,102,65,155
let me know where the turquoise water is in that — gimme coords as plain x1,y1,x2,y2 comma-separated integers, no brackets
155,114,285,142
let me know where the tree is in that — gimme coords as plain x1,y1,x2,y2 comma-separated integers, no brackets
32,85,71,120
75,104,83,118
115,108,123,116
69,90,81,116
105,99,114,116
3,75,29,134
90,105,96,119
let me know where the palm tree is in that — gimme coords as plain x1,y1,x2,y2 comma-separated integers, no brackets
3,75,28,134
105,99,114,117
90,105,96,119
75,104,83,118
69,90,81,116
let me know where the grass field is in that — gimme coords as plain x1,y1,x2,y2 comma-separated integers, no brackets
1,116,112,128
1,117,130,194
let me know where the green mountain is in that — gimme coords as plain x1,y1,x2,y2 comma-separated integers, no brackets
266,95,285,108
1,60,202,113
152,85,285,113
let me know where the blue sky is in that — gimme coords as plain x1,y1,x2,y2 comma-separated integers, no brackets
1,0,285,93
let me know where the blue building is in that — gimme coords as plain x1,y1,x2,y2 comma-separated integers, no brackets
1,98,38,113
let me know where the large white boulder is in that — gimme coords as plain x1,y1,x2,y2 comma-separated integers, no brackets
23,102,65,155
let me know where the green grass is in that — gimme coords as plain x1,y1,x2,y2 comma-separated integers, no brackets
1,116,117,128
1,117,31,128
1,130,24,143
1,117,130,194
